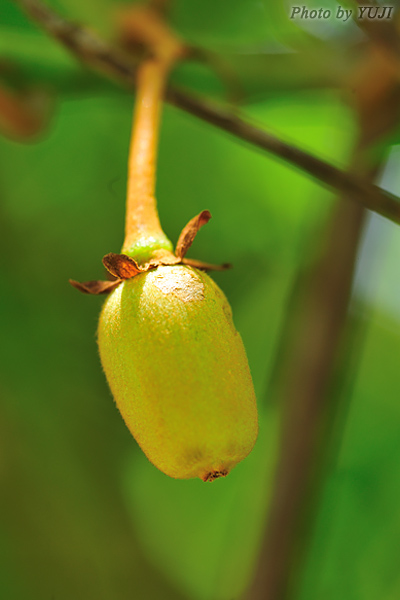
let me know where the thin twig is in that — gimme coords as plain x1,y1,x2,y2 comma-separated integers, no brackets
166,87,400,221
10,0,400,226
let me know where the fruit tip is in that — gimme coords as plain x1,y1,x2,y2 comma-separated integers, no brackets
202,469,229,482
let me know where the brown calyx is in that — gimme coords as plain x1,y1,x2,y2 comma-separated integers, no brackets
70,210,231,295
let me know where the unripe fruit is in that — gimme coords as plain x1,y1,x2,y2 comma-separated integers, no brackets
98,265,258,481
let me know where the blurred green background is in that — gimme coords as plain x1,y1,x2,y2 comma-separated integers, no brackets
1,1,400,599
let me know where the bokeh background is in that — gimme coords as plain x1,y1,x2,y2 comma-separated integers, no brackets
1,1,400,599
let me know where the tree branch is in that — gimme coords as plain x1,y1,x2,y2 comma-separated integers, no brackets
246,195,367,600
247,26,400,599
11,0,400,226
353,1,400,60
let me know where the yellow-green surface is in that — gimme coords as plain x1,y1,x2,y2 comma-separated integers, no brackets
98,266,258,480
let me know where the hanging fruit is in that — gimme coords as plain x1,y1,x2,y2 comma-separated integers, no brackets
71,3,258,481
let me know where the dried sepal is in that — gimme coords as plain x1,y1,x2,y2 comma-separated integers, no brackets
102,253,143,279
69,279,122,295
71,215,230,295
181,258,232,271
147,254,181,268
175,210,212,259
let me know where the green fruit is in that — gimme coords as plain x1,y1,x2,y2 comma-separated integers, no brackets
98,264,258,481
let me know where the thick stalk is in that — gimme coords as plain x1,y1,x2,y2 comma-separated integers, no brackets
122,57,173,259
246,191,367,600
117,4,186,263
246,37,400,599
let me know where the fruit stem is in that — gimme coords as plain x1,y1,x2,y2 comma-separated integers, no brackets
123,58,169,251
120,5,186,262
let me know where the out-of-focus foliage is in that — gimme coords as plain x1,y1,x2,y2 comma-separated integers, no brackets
1,1,400,600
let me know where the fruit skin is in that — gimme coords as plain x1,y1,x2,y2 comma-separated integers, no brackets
98,264,258,481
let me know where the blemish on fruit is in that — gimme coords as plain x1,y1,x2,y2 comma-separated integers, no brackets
153,266,204,302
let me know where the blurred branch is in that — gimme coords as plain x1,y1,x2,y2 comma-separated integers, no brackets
247,31,400,600
217,49,349,99
185,46,245,105
352,1,400,59
10,0,400,226
0,84,52,139
246,180,368,600
0,30,351,100
10,0,136,81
